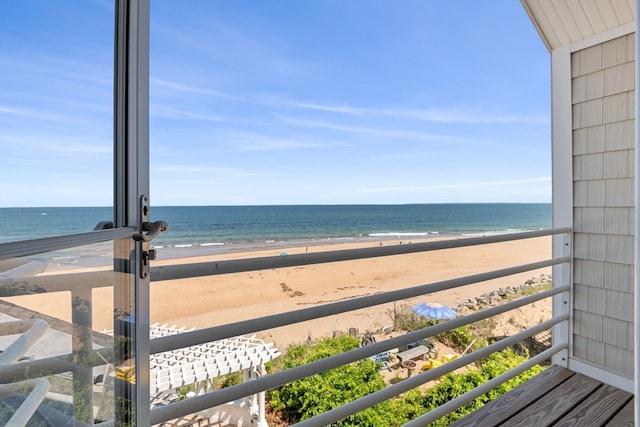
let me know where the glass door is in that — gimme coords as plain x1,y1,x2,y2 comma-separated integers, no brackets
0,1,155,425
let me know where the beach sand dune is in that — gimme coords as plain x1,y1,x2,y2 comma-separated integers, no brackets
2,236,552,347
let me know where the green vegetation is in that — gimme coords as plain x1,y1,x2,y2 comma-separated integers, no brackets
268,324,546,425
391,309,487,354
269,336,390,424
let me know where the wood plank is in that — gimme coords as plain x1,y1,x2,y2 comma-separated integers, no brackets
396,345,429,362
605,399,634,426
501,373,601,426
553,384,632,426
450,366,574,427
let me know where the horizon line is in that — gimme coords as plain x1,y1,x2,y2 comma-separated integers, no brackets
0,201,553,209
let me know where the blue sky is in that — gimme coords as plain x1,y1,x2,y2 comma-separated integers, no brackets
1,0,551,207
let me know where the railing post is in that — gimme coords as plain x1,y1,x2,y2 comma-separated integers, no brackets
552,230,571,368
71,287,94,425
550,42,573,369
256,364,268,427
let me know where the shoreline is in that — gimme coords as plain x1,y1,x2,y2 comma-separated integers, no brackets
38,233,455,272
34,228,547,273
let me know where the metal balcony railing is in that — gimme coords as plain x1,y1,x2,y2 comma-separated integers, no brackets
0,227,571,426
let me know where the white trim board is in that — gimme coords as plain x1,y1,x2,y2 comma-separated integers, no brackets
550,44,573,367
569,21,635,53
568,358,634,393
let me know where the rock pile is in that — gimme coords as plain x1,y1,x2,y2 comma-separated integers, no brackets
455,273,552,312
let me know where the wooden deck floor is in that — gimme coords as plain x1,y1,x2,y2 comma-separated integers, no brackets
451,365,634,426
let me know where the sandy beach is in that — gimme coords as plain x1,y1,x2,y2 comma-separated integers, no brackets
3,235,553,348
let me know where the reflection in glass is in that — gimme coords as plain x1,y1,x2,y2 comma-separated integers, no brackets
0,245,116,424
0,1,114,209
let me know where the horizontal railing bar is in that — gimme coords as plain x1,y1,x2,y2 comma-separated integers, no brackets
0,259,569,382
152,228,570,281
0,347,114,384
149,287,568,424
0,227,135,259
403,344,566,427
2,285,565,388
0,229,569,294
296,316,568,427
151,257,569,354
0,271,116,294
0,228,570,425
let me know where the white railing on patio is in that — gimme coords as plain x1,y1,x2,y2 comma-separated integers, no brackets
0,227,571,426
149,228,571,425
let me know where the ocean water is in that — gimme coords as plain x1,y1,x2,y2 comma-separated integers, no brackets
0,203,551,264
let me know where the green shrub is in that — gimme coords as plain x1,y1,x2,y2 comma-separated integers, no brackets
268,336,545,426
269,336,385,424
280,335,359,368
415,319,487,354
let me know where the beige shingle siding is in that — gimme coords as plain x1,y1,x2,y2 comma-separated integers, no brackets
573,335,605,365
578,44,602,76
604,121,634,150
572,75,603,105
604,207,633,235
576,311,604,341
574,181,587,206
602,36,629,67
578,153,604,179
573,99,603,128
573,127,607,156
604,262,634,293
604,177,634,206
578,259,605,288
588,125,606,152
571,34,634,378
576,207,605,233
604,317,631,347
605,289,634,321
605,235,634,264
604,62,635,96
604,150,631,178
605,346,634,374
603,93,629,122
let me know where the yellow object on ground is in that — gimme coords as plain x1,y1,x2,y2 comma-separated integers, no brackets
421,359,444,371
114,360,136,384
440,354,457,362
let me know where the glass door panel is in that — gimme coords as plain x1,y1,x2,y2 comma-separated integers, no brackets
0,245,116,425
1,1,151,425
0,1,114,228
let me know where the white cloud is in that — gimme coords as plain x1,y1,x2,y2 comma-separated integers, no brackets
151,78,247,102
0,106,91,124
274,114,476,143
370,151,436,161
151,105,229,122
223,132,337,152
152,164,258,177
354,177,552,194
289,101,549,125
